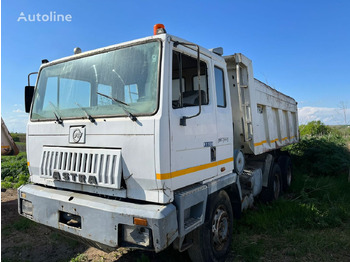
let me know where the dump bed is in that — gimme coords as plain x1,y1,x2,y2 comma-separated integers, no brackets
225,54,299,155
1,118,19,156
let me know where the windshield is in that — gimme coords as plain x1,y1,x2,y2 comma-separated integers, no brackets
31,41,160,121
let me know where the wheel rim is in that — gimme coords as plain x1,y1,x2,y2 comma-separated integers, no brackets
211,205,229,251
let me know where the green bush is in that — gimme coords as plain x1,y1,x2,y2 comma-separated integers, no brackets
299,120,332,136
1,152,29,188
10,133,20,142
10,133,26,143
286,133,350,176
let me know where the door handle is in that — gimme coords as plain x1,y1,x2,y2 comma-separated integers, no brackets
211,146,216,162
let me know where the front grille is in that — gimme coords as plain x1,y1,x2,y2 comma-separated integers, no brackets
40,147,122,189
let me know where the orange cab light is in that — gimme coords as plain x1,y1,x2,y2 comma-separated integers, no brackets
153,24,166,35
134,217,148,226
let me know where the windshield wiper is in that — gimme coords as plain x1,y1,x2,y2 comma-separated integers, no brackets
49,102,63,124
75,102,95,123
96,92,137,122
97,92,128,106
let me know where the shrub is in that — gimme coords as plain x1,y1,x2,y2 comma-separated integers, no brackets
286,133,350,176
299,120,331,136
10,133,20,142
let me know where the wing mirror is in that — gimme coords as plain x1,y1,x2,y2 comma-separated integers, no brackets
25,72,38,113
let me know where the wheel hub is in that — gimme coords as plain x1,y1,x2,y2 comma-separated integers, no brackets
211,205,229,250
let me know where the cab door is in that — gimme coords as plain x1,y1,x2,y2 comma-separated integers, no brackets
168,45,218,189
212,62,234,176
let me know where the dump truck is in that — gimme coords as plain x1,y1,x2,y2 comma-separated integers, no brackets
1,118,19,156
18,24,299,261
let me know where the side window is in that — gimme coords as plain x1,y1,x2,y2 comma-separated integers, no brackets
172,51,208,108
214,66,226,107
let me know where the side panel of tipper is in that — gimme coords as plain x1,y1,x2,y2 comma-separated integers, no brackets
225,54,299,155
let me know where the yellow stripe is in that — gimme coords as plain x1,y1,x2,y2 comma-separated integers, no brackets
255,136,296,147
1,145,10,149
217,157,233,166
156,157,233,180
254,140,267,146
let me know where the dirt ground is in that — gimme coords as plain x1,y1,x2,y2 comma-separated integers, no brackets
1,189,194,262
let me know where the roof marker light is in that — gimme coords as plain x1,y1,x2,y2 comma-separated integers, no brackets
153,24,166,35
74,47,82,54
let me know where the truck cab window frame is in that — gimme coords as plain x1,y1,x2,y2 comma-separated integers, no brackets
172,51,209,109
31,41,161,121
214,66,226,108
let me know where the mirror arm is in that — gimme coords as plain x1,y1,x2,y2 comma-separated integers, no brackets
28,72,38,86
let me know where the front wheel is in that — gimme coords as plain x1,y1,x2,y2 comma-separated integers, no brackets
188,190,233,262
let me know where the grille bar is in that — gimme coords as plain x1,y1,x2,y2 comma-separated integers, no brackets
40,147,122,189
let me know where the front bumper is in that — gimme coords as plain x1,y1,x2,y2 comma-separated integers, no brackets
18,184,178,252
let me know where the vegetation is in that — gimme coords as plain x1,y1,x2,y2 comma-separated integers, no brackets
10,132,26,151
10,133,26,143
10,133,20,142
232,169,350,261
299,120,331,136
286,134,350,176
70,254,88,262
232,121,350,261
2,217,36,237
1,133,28,188
1,152,29,189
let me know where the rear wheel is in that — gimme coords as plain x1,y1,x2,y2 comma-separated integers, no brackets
260,163,282,202
188,190,233,262
279,156,292,192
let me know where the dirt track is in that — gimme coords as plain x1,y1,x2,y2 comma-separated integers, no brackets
1,189,191,262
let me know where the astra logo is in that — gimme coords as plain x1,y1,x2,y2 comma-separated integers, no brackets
53,171,98,185
17,11,72,22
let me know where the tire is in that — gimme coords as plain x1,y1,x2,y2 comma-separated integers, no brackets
260,163,282,202
188,190,233,262
279,156,292,192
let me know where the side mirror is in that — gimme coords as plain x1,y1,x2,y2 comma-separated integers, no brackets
25,86,35,113
25,72,38,113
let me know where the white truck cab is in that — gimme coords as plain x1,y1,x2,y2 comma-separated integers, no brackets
19,24,298,261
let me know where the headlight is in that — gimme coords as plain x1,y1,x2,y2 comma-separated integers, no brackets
123,225,152,247
21,199,33,216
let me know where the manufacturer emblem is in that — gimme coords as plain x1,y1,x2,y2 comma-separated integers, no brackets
69,126,86,144
72,129,83,143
